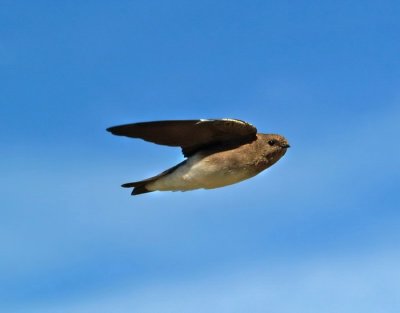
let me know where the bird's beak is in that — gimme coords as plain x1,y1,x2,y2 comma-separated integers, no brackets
282,144,290,148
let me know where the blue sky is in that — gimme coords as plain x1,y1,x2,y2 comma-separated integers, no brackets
1,0,400,312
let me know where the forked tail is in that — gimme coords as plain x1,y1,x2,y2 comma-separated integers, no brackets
121,160,187,196
121,181,154,196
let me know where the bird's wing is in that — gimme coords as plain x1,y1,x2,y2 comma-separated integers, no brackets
106,119,257,157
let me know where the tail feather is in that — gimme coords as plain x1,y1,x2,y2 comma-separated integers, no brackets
121,160,187,196
121,181,154,196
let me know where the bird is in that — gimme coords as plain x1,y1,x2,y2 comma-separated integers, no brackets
107,119,289,196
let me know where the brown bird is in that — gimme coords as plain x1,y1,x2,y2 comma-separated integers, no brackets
107,119,289,196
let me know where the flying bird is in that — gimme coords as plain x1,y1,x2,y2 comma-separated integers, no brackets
107,119,289,196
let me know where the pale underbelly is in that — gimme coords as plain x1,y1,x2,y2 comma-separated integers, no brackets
146,154,256,191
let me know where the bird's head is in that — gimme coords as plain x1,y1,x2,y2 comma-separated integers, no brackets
258,133,290,164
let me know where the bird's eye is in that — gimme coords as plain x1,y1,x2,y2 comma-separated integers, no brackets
268,140,276,146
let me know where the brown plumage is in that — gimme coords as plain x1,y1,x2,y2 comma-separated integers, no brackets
107,119,289,196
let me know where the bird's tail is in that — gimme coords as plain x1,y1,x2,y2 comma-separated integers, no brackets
121,160,187,196
121,180,153,196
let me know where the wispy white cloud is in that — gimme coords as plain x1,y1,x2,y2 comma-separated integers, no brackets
19,250,400,313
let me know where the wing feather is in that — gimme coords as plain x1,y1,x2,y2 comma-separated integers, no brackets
106,119,257,157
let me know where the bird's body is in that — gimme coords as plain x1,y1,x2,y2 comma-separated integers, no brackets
146,134,286,192
107,119,289,196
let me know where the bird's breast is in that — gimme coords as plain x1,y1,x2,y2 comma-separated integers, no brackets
146,151,259,191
